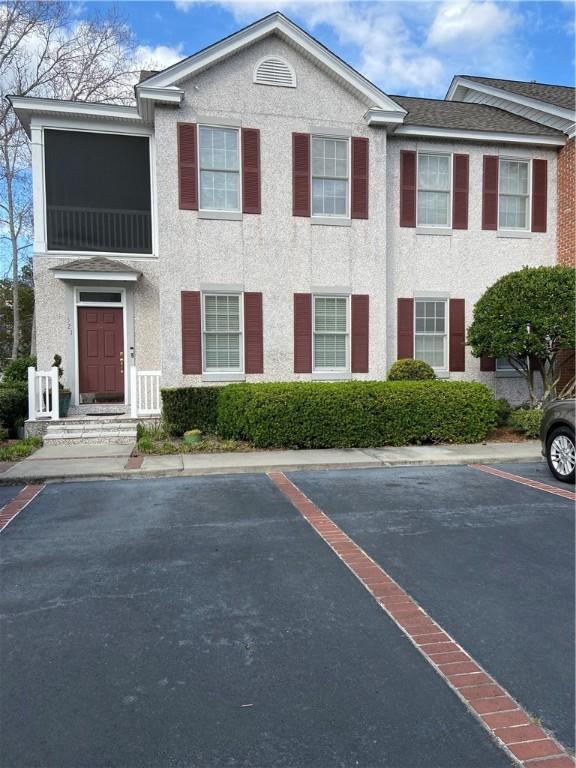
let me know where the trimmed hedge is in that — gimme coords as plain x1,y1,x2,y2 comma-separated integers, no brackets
388,359,435,381
217,380,497,448
510,408,543,439
0,384,28,438
161,387,219,435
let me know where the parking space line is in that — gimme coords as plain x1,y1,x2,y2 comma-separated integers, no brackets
268,471,575,768
0,485,45,533
471,465,576,501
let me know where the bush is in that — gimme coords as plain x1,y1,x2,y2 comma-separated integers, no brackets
0,437,42,462
494,398,512,427
510,408,543,438
1,356,36,385
388,359,436,381
161,387,219,436
217,381,497,448
0,384,28,438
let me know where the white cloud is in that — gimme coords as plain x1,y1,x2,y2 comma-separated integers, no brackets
134,43,185,72
427,1,518,49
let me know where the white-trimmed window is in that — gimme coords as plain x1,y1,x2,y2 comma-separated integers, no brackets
414,299,448,370
313,295,349,371
417,153,451,228
496,357,521,377
199,126,240,212
311,137,349,217
203,294,242,372
499,159,530,230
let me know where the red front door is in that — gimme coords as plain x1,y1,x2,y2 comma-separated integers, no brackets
78,307,124,402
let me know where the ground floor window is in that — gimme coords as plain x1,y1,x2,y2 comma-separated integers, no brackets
414,299,447,370
203,293,242,372
313,295,349,371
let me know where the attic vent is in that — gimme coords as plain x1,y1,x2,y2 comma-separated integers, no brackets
253,57,296,88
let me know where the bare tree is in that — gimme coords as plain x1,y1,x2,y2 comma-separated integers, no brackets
0,1,138,358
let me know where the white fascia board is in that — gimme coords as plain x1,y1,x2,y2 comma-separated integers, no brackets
446,77,575,122
52,270,140,282
137,86,184,104
393,124,566,147
8,95,142,136
138,12,403,114
365,109,407,126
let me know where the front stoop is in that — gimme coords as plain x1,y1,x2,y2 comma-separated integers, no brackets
43,416,138,446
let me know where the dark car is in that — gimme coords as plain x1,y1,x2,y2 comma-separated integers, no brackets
541,398,575,483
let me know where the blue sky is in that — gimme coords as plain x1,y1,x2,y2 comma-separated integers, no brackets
100,0,575,97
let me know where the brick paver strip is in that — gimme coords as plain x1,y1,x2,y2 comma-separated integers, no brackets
268,471,575,768
0,484,45,533
471,464,576,501
125,456,144,470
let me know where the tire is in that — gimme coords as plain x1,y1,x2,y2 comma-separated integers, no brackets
546,426,576,484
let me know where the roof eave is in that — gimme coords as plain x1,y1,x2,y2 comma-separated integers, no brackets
393,124,566,146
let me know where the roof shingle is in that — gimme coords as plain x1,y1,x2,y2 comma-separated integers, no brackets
459,76,575,111
50,256,141,274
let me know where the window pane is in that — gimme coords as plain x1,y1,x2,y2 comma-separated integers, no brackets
78,292,121,303
204,295,240,332
415,335,445,368
312,179,347,216
314,297,347,333
311,137,348,179
200,170,239,211
418,154,450,191
314,334,346,369
496,357,515,371
499,160,528,195
499,194,527,229
417,191,449,226
199,127,239,171
204,334,240,369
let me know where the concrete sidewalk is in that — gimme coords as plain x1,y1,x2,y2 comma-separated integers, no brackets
0,440,542,484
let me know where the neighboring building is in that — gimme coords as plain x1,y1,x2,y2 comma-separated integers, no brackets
8,13,575,416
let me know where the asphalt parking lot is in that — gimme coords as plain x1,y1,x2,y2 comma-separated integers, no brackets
0,463,573,768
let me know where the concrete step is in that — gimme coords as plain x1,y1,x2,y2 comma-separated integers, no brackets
43,434,136,446
46,422,138,432
44,416,138,445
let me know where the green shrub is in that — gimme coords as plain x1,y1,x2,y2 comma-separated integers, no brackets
510,408,543,438
217,381,497,448
161,387,219,436
0,437,42,462
388,359,436,381
0,384,28,438
1,356,36,384
494,398,512,427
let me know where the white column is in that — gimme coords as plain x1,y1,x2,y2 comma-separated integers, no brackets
27,367,36,421
130,366,138,418
50,367,59,420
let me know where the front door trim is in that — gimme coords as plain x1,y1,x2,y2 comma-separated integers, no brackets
73,287,127,406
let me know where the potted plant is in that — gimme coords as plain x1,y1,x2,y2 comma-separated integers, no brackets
183,428,202,446
52,354,72,417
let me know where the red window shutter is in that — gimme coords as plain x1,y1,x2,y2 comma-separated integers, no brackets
351,137,369,219
452,154,469,230
294,293,312,373
482,156,499,230
400,151,416,227
292,133,310,217
244,292,263,374
351,295,369,373
480,355,496,372
242,128,261,215
178,123,198,211
181,291,202,374
397,298,414,359
449,298,466,372
531,159,547,232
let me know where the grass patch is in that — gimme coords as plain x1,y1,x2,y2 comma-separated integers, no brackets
0,436,42,462
135,422,248,455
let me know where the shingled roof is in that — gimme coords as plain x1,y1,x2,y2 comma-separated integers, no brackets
50,256,141,274
459,76,575,111
390,95,564,136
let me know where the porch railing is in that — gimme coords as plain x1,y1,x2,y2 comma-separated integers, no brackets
130,368,161,418
27,367,59,421
47,205,152,254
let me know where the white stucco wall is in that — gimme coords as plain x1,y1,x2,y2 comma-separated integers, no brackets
155,36,388,387
386,136,557,404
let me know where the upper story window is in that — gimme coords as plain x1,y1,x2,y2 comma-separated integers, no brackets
499,159,530,230
203,293,242,372
311,137,349,218
313,295,349,371
199,126,240,212
414,299,447,370
417,153,451,228
44,129,151,254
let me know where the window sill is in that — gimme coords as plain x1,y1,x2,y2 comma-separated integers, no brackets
416,227,452,236
312,371,351,381
202,372,245,382
198,210,242,221
496,230,532,239
311,217,352,227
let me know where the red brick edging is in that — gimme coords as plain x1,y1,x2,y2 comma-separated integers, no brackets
125,456,144,470
268,471,575,768
0,484,45,533
471,464,576,502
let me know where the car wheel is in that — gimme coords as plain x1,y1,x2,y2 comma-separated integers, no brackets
546,426,576,483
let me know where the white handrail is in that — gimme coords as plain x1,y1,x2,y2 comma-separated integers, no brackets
27,366,59,421
130,368,161,417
